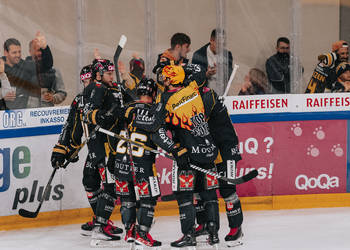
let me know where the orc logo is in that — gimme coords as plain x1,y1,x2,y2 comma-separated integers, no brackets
295,174,339,191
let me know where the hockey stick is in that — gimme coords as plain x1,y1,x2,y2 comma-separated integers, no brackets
114,34,127,84
97,127,258,185
18,167,58,218
123,124,141,201
18,140,86,218
112,35,140,199
223,63,239,97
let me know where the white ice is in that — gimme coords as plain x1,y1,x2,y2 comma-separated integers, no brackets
1,207,349,250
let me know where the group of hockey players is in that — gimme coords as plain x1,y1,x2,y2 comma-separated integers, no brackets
50,36,244,249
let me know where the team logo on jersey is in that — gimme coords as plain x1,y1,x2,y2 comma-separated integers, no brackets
206,174,219,189
190,112,210,137
115,179,129,195
86,192,94,199
226,202,234,211
98,168,106,182
179,171,194,191
136,178,150,197
135,108,154,125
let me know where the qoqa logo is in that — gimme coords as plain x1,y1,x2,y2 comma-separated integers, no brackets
295,174,339,191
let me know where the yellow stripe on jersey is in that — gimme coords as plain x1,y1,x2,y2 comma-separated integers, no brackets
214,151,223,165
125,106,133,119
92,110,98,125
152,163,157,177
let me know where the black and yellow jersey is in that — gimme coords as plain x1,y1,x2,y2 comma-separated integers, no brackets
157,80,218,164
114,101,157,181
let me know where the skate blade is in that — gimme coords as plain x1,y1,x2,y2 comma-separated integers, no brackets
196,242,222,250
90,239,123,248
133,242,162,250
226,232,244,248
226,240,243,248
171,247,196,250
80,230,92,237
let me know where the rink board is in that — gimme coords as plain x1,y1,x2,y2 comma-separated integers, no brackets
1,94,350,229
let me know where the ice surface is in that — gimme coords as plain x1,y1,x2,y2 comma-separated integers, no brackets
1,207,349,250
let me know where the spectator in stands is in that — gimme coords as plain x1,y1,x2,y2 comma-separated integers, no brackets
157,32,191,65
238,68,268,95
332,40,349,63
2,32,53,109
119,53,145,99
331,62,350,92
0,58,13,110
192,29,233,95
265,37,290,94
27,39,66,107
325,40,349,92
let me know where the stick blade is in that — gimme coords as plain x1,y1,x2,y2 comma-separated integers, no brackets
242,169,259,182
119,35,127,48
18,209,38,218
227,169,259,185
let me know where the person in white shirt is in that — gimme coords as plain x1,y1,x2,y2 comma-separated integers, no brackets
192,29,233,95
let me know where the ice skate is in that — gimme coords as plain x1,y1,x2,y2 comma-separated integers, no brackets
194,224,208,237
170,232,197,250
107,219,123,234
125,223,136,243
81,216,96,236
224,227,243,247
206,222,219,249
134,228,161,249
90,224,122,248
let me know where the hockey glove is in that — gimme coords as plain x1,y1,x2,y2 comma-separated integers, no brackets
51,144,67,168
171,146,190,169
66,144,80,164
86,107,121,127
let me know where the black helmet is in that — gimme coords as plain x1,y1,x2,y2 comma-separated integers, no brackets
137,78,157,97
91,59,115,80
80,64,92,83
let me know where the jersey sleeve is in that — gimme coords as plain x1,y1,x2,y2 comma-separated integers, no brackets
207,90,241,163
150,126,176,153
58,96,81,146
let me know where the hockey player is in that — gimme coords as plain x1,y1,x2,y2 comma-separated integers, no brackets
50,65,91,169
159,62,244,246
114,78,162,247
132,65,221,248
83,59,125,245
50,65,123,236
194,87,244,247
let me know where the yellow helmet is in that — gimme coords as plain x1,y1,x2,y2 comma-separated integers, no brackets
161,65,185,85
